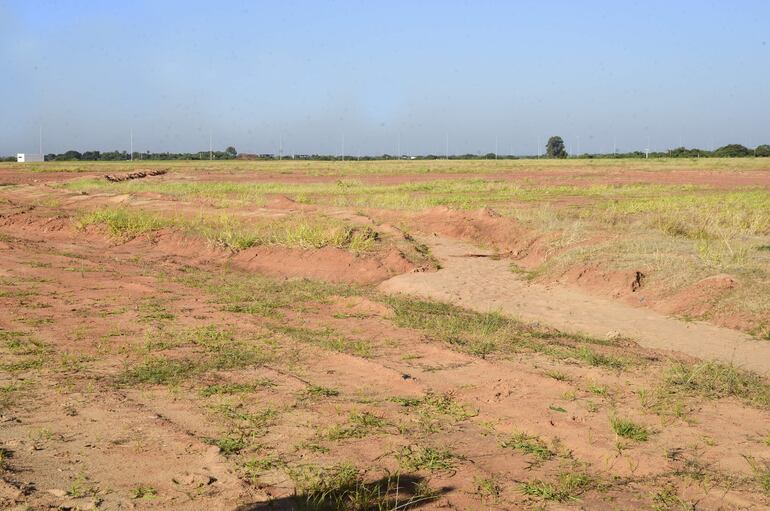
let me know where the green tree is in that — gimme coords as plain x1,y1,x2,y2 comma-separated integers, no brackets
755,144,770,157
714,144,750,157
546,136,567,158
225,146,238,159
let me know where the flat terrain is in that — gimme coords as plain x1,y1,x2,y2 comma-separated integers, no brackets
1,158,770,510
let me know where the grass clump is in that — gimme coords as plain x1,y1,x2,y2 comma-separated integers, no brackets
0,329,49,373
243,455,283,480
545,370,571,381
609,416,650,442
207,436,248,455
744,456,770,496
384,296,630,368
120,357,202,385
130,485,158,499
520,471,594,502
302,385,341,399
575,347,626,369
76,206,378,252
120,326,271,386
501,431,555,461
178,268,355,318
199,380,274,397
76,207,171,238
325,411,388,440
392,391,476,420
271,324,372,358
664,361,770,409
288,463,438,510
397,445,459,472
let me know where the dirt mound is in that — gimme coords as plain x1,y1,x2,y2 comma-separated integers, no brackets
560,265,647,300
659,274,738,316
0,210,414,285
0,211,72,235
232,246,413,284
266,194,314,211
330,296,395,318
410,206,534,254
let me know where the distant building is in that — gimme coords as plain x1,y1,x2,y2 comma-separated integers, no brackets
17,153,44,163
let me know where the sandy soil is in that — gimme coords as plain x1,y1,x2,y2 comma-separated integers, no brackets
380,235,770,374
2,162,770,510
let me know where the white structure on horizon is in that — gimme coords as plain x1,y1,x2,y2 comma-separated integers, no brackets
17,153,44,163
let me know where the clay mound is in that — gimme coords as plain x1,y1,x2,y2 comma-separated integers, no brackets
266,194,314,211
121,229,413,285
561,265,647,299
0,212,72,235
660,274,738,316
330,296,395,318
411,206,532,255
232,246,413,284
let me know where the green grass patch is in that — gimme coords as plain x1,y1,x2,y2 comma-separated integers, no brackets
664,361,770,409
119,325,272,386
76,206,378,252
397,445,459,472
287,462,439,511
384,295,631,368
270,324,372,358
610,416,650,442
325,411,387,440
501,431,555,461
520,471,594,502
199,380,275,397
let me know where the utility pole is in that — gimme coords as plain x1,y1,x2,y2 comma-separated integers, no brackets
495,136,498,160
130,129,133,161
341,133,345,161
209,131,213,160
38,126,43,158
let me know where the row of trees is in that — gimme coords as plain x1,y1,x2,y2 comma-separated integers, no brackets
4,142,770,162
4,146,240,162
544,136,770,159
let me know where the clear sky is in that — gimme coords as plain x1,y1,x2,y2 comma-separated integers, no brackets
2,0,769,156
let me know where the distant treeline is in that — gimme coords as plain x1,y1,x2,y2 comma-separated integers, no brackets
3,143,769,162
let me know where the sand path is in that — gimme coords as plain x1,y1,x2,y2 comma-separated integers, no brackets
380,235,770,374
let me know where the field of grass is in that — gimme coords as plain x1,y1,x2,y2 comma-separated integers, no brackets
8,155,770,176
2,158,770,510
75,206,379,252
54,158,770,336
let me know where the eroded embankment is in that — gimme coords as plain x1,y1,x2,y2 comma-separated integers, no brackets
377,205,768,337
0,205,415,285
379,234,770,374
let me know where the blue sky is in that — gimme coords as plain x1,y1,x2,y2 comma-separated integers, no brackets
2,0,769,155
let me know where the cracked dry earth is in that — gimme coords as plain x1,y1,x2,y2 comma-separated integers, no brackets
2,191,770,510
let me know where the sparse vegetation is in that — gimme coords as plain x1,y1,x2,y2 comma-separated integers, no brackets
397,445,459,472
325,411,388,440
4,158,770,509
76,206,379,252
610,416,650,442
663,361,770,409
501,431,555,461
521,471,594,502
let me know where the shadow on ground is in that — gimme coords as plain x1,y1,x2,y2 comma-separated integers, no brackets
234,474,452,510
